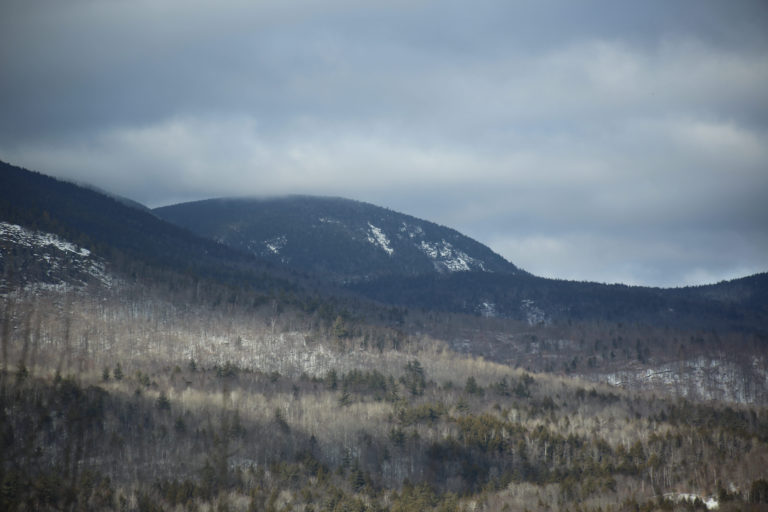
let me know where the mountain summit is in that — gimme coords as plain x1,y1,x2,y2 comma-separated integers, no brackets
153,195,768,331
154,196,520,281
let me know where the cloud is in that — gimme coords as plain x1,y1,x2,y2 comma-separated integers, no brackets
1,0,767,286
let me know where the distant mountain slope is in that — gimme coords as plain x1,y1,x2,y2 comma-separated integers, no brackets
351,270,768,332
4,160,765,335
0,161,295,291
154,196,521,281
154,195,767,332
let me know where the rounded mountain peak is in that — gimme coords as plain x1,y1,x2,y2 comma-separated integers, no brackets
154,195,519,281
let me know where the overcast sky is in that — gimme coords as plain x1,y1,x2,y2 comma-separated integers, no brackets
2,0,767,287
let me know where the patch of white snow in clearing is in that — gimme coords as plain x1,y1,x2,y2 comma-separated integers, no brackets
1,222,90,256
418,239,486,273
263,235,287,255
367,223,394,255
0,222,111,288
399,222,424,239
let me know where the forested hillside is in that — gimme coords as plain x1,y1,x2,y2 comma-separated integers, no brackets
154,196,519,280
0,161,301,293
2,281,768,511
154,194,768,334
349,270,768,334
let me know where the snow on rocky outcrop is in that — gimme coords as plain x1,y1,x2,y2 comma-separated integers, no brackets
664,493,719,510
418,239,486,273
478,301,497,318
367,223,394,255
1,222,91,257
521,299,549,326
0,221,111,290
263,235,287,255
398,221,424,239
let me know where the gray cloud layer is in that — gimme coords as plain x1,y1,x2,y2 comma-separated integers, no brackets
2,0,767,286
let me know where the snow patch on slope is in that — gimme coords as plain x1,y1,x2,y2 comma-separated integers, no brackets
418,239,485,273
664,493,719,510
399,222,424,239
263,235,287,255
367,223,394,255
1,222,91,257
0,222,111,289
521,299,548,326
478,301,497,318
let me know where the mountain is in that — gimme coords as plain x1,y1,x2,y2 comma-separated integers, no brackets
351,270,768,331
154,196,521,281
155,195,768,333
0,161,299,292
4,157,766,337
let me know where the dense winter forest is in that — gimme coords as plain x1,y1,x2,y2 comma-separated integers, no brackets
2,277,767,511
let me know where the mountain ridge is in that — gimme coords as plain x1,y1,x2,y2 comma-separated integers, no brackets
0,160,304,293
2,159,766,332
153,193,768,331
154,195,522,282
